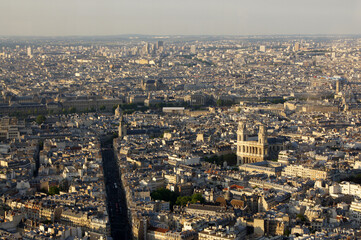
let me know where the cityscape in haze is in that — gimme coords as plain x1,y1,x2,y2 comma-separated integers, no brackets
1,1,361,240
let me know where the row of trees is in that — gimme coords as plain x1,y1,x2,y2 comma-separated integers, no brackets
175,193,205,206
9,105,107,120
150,188,206,209
203,153,238,166
340,174,361,184
40,186,60,195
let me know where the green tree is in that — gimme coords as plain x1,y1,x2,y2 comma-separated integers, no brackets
191,193,205,204
48,186,60,195
176,196,192,206
69,107,76,113
36,115,46,125
59,179,70,192
100,105,106,111
175,193,206,206
221,153,238,166
296,214,306,222
203,153,237,167
341,174,361,184
151,188,179,206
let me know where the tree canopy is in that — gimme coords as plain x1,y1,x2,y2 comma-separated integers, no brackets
48,186,60,195
175,193,205,206
36,115,46,125
151,188,179,206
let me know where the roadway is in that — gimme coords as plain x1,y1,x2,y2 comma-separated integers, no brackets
101,139,132,239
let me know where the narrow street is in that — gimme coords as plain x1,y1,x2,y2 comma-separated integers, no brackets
101,138,131,239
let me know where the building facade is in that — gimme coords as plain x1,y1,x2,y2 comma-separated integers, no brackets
236,122,285,165
282,165,338,180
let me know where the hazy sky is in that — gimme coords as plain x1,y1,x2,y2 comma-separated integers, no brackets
1,0,360,36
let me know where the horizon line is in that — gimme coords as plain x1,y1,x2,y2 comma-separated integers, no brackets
1,33,361,38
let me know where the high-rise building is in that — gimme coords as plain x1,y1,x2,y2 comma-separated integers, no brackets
294,42,300,52
141,43,149,55
190,45,196,55
148,43,155,54
157,40,164,49
27,46,32,58
259,45,266,52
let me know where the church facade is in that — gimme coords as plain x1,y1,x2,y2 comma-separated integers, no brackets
236,122,286,165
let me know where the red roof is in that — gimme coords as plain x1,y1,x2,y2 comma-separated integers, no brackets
148,226,169,233
230,184,244,190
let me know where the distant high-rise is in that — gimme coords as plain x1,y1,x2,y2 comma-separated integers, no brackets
27,46,32,58
294,42,300,52
190,45,196,55
157,41,164,49
259,45,266,52
141,43,149,56
148,43,155,54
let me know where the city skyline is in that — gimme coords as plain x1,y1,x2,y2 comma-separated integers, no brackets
1,26,361,239
2,0,361,238
1,0,361,36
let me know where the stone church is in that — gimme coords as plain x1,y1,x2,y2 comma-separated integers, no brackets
236,122,287,165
